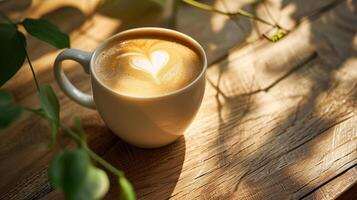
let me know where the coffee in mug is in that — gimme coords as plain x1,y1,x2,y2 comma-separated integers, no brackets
95,34,203,97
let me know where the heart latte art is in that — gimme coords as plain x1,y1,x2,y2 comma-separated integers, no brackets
126,50,169,82
95,37,202,97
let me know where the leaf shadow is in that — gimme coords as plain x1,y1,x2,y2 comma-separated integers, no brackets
196,0,356,199
1,0,356,199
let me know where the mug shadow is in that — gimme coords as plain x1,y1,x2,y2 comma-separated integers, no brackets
81,116,186,200
102,135,186,200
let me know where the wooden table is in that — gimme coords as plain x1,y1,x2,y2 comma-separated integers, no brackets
1,0,356,199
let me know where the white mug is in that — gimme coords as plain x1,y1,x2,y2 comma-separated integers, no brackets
54,27,207,148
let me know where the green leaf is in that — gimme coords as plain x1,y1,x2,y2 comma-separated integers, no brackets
119,176,136,200
39,85,60,123
21,18,70,49
48,149,109,200
49,121,58,147
39,85,60,145
0,23,26,86
48,150,66,189
83,166,109,199
0,90,23,128
49,149,90,198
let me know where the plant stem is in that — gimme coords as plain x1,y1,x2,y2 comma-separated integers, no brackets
60,123,125,177
63,126,125,178
61,125,82,146
24,107,125,178
60,124,124,177
24,49,40,92
23,107,44,117
60,124,125,177
180,0,278,28
84,145,125,177
0,11,40,92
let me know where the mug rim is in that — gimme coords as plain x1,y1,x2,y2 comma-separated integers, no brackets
90,27,207,100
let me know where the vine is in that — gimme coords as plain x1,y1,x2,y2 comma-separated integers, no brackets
0,11,135,200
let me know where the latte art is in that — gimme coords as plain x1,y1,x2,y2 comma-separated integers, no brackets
127,50,169,82
95,36,202,97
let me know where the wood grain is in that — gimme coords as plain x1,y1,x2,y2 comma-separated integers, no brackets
303,167,357,200
0,0,356,200
336,181,357,200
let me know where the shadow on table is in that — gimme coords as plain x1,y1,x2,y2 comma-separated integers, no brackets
0,1,87,60
102,136,186,200
1,0,355,199
198,0,356,199
77,113,186,199
336,182,357,200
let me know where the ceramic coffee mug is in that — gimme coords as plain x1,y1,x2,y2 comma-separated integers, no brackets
54,27,207,148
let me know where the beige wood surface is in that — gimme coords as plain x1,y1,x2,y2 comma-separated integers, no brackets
0,0,356,199
304,167,357,200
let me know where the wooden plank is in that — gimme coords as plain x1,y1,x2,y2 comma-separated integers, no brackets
0,14,121,200
99,1,356,199
175,0,343,63
101,58,357,200
303,166,357,200
336,182,357,200
207,0,357,97
0,0,356,200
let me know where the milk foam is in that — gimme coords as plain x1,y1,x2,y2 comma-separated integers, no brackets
95,37,202,97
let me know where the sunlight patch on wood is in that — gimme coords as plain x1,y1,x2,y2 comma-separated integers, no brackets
209,12,228,33
71,14,122,46
31,0,100,17
277,1,298,28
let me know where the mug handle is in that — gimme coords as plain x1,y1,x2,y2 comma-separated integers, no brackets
54,49,96,109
